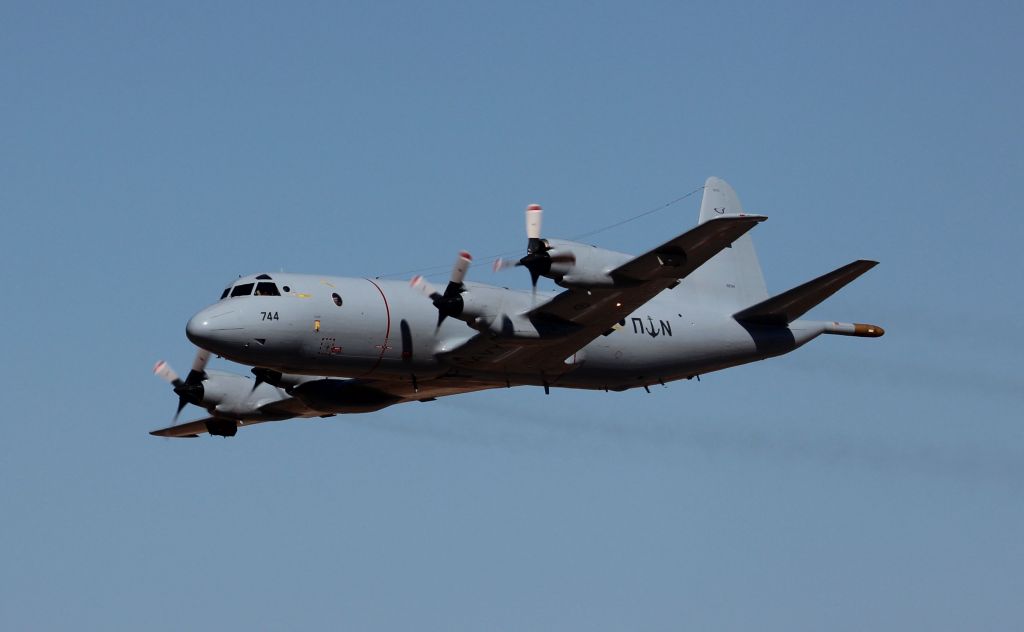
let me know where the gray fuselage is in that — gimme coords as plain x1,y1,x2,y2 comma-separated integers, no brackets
186,272,818,392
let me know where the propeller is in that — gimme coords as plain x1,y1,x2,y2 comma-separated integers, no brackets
154,347,211,420
493,203,574,291
411,251,472,328
250,367,283,392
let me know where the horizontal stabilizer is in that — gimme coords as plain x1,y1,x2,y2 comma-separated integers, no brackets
733,260,878,325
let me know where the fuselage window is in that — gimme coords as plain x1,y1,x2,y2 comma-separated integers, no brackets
220,288,230,300
332,293,343,307
230,282,255,297
255,282,281,296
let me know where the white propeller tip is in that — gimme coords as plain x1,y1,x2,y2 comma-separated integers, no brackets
153,360,180,384
451,251,472,285
410,275,437,297
526,204,543,239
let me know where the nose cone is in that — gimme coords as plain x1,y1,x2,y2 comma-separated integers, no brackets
186,306,242,352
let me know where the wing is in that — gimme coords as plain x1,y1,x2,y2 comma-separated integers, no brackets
150,377,504,437
441,214,767,374
150,417,242,438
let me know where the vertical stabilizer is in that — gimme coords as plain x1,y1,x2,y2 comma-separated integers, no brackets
687,177,769,310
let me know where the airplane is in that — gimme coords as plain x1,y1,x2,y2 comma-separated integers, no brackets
151,177,883,438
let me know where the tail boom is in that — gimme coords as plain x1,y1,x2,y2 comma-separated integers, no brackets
823,321,885,337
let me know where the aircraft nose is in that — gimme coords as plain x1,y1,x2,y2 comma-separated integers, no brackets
186,307,242,350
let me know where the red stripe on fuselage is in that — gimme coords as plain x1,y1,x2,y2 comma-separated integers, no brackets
363,278,392,376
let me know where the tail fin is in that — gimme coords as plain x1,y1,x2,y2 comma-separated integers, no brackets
686,177,769,310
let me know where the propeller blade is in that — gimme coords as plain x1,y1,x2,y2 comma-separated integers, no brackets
174,396,189,421
518,203,552,290
526,204,542,240
413,251,473,330
251,367,283,392
158,348,211,422
153,360,183,387
191,348,211,374
410,275,440,299
411,275,451,328
528,267,541,293
450,251,472,285
492,257,516,273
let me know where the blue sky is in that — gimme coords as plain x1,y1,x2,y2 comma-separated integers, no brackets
2,1,1022,630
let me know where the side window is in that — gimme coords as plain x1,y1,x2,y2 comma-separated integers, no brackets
230,283,255,297
332,293,343,307
255,282,280,296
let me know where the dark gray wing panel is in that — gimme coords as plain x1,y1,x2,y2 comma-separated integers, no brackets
150,418,225,438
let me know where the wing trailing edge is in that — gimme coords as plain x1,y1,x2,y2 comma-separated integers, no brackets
732,260,878,326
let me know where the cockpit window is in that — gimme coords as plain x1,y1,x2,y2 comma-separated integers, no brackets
255,274,273,280
255,282,280,296
220,288,230,300
230,283,255,297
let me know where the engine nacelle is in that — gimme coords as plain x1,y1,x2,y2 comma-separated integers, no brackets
451,286,574,341
448,284,509,329
542,239,633,288
198,370,291,418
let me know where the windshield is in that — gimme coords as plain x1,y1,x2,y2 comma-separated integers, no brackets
230,283,255,297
